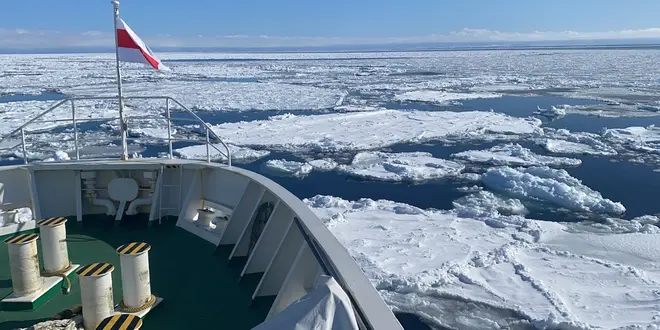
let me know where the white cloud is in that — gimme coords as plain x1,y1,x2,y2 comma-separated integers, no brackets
2,27,660,50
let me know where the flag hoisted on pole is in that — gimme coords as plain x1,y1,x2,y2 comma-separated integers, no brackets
111,0,169,160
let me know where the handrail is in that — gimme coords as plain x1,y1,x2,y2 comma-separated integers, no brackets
0,96,232,166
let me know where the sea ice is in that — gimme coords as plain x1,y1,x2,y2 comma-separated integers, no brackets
306,158,338,171
173,143,270,163
337,151,465,182
539,128,618,156
65,80,344,111
305,195,660,330
540,139,613,156
534,105,566,118
481,166,626,214
394,90,502,105
264,159,313,177
210,110,543,153
452,191,528,218
603,125,660,148
452,143,582,167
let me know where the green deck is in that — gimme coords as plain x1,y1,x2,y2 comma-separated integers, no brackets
0,215,274,330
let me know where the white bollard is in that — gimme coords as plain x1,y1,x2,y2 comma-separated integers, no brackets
37,217,70,273
117,242,152,310
77,263,115,330
4,233,42,297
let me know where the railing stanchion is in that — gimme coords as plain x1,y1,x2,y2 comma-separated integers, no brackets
205,127,211,163
166,98,173,159
20,128,27,164
72,100,79,160
0,96,232,164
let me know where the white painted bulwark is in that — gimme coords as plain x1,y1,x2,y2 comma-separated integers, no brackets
77,263,115,330
268,243,319,318
242,203,293,276
117,242,152,308
38,218,70,273
231,190,278,259
201,167,248,208
253,218,303,299
218,181,264,245
5,234,42,297
34,170,77,219
0,159,404,330
0,166,31,211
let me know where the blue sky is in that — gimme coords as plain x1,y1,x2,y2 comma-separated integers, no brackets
3,0,660,49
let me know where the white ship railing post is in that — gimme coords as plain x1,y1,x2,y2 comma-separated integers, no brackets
166,98,173,158
20,128,27,164
205,127,211,163
72,100,79,160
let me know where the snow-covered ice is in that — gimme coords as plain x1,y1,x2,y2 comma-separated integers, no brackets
482,166,626,214
603,125,660,152
305,195,660,330
534,105,566,118
174,143,270,163
394,90,502,105
211,110,543,153
452,190,528,218
541,139,613,156
539,128,618,156
264,159,313,177
65,80,344,111
452,143,582,167
0,207,32,227
307,158,338,171
337,151,465,182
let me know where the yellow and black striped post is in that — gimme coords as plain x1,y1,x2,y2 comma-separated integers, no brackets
37,217,70,275
36,217,67,227
3,233,39,245
76,263,115,277
96,314,143,330
116,242,155,312
116,242,151,256
4,233,41,297
77,263,115,330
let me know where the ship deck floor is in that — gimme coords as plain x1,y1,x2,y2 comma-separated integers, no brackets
0,215,273,330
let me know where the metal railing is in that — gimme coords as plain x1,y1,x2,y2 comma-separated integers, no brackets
0,96,232,166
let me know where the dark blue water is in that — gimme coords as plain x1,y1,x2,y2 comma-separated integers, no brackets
0,91,66,103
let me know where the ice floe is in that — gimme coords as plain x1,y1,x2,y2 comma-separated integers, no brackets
603,125,660,152
174,143,270,163
482,166,626,215
544,103,660,118
534,105,566,118
394,90,502,105
211,110,543,153
307,158,338,171
539,128,618,156
452,143,582,167
263,159,313,177
452,191,528,218
337,151,465,182
305,194,660,329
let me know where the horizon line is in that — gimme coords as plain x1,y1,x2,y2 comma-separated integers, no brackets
2,38,660,55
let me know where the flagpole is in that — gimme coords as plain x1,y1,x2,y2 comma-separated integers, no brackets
111,0,129,160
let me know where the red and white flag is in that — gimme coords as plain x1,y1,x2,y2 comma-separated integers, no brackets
116,18,169,71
